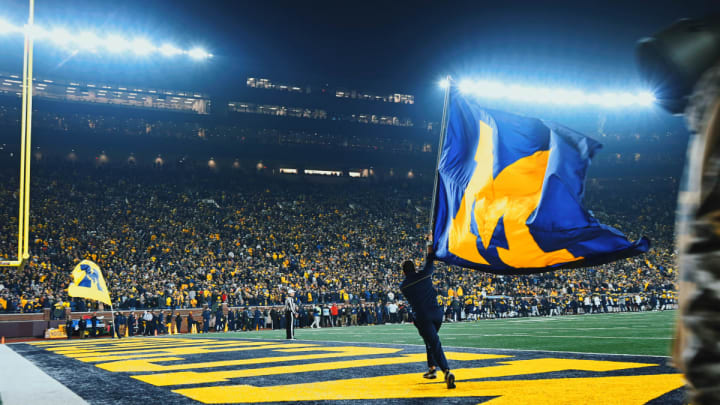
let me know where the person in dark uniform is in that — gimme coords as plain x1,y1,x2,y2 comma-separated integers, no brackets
79,315,87,338
202,307,210,333
187,312,195,333
90,312,98,337
270,308,279,330
399,243,455,389
65,315,73,339
227,308,235,331
175,313,183,334
253,307,262,331
284,289,298,339
215,307,224,332
157,311,165,334
242,307,251,331
127,312,136,337
149,310,157,335
113,312,122,339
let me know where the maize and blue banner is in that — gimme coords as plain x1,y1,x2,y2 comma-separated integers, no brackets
432,87,649,274
68,259,112,305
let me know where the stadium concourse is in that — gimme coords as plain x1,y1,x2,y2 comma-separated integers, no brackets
0,162,677,326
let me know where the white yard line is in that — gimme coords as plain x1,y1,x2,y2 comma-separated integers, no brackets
230,336,672,358
289,330,670,339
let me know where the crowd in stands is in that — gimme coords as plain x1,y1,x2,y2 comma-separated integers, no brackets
0,163,679,325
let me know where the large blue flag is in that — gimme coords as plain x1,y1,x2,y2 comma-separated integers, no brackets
432,87,649,274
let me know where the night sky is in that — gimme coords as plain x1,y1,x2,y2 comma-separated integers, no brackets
0,0,718,97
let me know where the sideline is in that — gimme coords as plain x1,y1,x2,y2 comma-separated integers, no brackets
0,344,89,405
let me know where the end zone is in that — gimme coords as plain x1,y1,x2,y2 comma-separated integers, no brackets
5,336,684,404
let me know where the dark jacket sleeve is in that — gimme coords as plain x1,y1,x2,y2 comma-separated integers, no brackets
418,252,436,276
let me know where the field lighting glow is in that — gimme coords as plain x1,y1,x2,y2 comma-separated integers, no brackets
0,17,212,60
440,78,656,108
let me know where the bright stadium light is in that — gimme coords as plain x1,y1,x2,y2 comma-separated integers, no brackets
24,23,47,39
76,31,102,50
0,18,20,34
0,18,212,60
446,78,656,108
159,43,182,56
105,34,131,52
48,28,72,46
130,37,155,55
187,47,212,60
637,91,656,106
458,79,474,94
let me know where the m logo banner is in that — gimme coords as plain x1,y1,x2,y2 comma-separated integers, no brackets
68,259,112,305
432,87,649,274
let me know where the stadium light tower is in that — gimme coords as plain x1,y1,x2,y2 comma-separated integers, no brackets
0,0,213,267
0,17,213,59
440,78,656,108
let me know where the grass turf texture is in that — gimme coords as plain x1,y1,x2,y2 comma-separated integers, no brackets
202,310,676,356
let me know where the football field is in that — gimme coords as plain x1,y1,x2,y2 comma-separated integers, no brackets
1,310,682,404
244,310,676,356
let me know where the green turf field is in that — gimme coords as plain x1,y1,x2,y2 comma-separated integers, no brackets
203,310,676,356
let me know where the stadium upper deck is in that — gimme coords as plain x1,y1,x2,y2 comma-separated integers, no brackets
0,72,211,114
0,70,440,176
0,71,427,127
0,70,689,179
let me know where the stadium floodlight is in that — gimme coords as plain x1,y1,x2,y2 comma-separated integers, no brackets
637,91,656,106
48,28,72,46
130,37,155,55
24,23,46,39
0,18,20,34
187,47,212,60
159,43,182,57
0,18,213,60
76,31,102,50
450,78,656,108
105,34,130,53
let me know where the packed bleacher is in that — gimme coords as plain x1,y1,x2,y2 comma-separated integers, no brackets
0,162,679,324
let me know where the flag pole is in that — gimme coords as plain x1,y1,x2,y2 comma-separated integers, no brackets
109,303,116,338
428,76,452,241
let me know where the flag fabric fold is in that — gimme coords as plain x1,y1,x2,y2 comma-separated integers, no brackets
432,87,649,275
67,259,112,305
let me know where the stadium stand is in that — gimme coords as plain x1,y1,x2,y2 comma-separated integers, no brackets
0,74,680,334
0,163,677,324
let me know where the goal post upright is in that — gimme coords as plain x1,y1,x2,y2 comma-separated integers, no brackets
1,0,33,268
